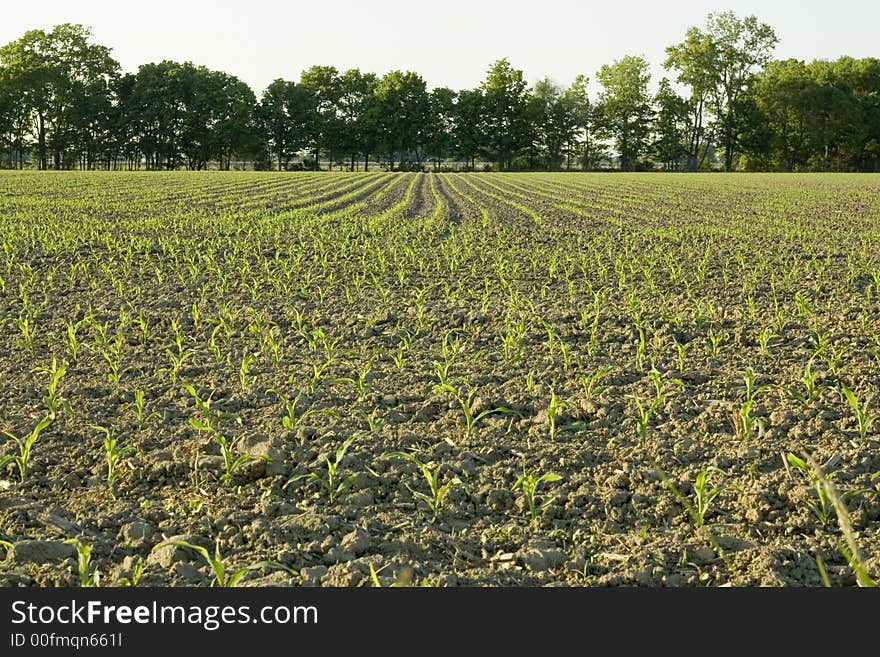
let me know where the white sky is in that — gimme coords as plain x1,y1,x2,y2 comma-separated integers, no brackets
1,0,878,95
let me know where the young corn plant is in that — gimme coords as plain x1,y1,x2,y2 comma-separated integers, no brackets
382,452,463,520
335,357,375,399
784,453,869,527
64,322,81,360
734,368,771,441
693,468,725,527
32,357,70,420
212,433,266,486
580,367,612,399
628,373,679,443
547,390,583,440
161,346,195,384
784,453,834,525
151,539,292,587
840,385,876,444
0,415,53,482
513,469,562,519
239,352,256,391
119,390,159,429
268,390,336,441
802,454,876,587
437,384,517,439
64,538,101,587
283,435,358,503
91,424,132,484
14,314,38,354
706,329,725,358
788,359,822,404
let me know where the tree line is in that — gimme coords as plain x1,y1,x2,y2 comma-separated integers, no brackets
1,13,878,172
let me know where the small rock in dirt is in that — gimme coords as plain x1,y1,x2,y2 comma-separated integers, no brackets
340,529,371,556
240,570,296,587
197,455,225,472
242,436,286,477
518,548,566,572
486,488,513,512
690,546,717,564
121,521,156,547
348,491,374,508
8,540,74,565
322,563,365,587
381,394,397,407
323,547,354,566
174,562,205,584
300,565,329,586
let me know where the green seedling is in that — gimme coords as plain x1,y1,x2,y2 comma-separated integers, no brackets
14,315,38,353
64,322,80,359
239,352,256,390
64,538,101,587
32,357,70,420
673,338,688,371
706,329,725,358
437,384,518,438
789,359,822,403
0,414,53,482
580,367,612,399
757,326,777,356
840,385,876,444
513,469,562,519
784,453,868,526
212,433,266,486
183,383,227,435
798,453,876,587
91,424,132,484
693,468,725,527
391,344,407,370
735,368,771,441
284,435,357,503
356,407,384,433
268,390,335,441
151,539,292,587
119,557,145,587
161,346,195,384
335,357,375,399
119,389,159,429
383,451,463,519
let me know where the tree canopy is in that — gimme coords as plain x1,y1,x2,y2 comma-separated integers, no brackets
1,16,878,171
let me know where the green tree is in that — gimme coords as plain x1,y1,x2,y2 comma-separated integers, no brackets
595,55,653,171
751,59,817,170
480,59,530,170
652,78,692,170
374,70,430,168
257,79,313,170
337,69,378,171
664,26,717,170
427,86,456,170
668,12,777,171
530,77,578,170
452,88,485,170
299,65,342,169
0,24,119,169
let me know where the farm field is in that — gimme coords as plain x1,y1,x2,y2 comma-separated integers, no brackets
0,171,878,587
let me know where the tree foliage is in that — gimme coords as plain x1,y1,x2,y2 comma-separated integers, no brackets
1,16,879,172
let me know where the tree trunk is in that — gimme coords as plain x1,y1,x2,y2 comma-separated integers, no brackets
37,113,47,170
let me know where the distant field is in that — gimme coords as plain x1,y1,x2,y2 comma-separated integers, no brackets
0,171,878,587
